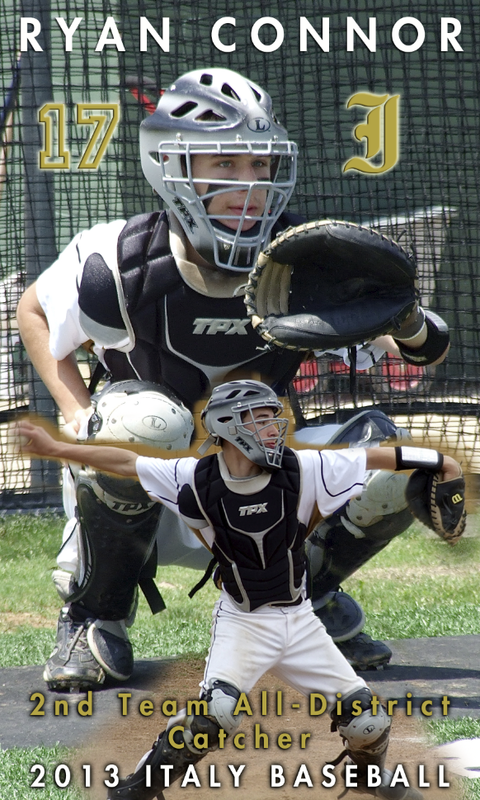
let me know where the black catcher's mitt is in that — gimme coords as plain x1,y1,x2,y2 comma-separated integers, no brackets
406,469,466,544
244,219,418,351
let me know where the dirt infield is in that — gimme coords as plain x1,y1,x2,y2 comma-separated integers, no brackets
73,659,461,800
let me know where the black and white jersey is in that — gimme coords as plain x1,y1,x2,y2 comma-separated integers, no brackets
36,211,304,407
135,446,366,551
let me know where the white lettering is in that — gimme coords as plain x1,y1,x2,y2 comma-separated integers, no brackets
209,765,221,787
345,764,358,787
438,765,450,788
322,764,336,787
140,17,170,52
368,765,382,787
227,764,246,787
441,17,463,52
181,765,201,787
293,764,313,787
251,17,284,53
347,17,376,52
418,765,430,788
20,17,42,51
391,17,425,52
212,17,236,53
389,764,410,787
270,765,285,787
160,765,173,787
95,17,125,52
300,17,329,52
55,17,83,51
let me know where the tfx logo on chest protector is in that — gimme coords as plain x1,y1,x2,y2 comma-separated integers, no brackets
192,318,250,335
238,503,268,516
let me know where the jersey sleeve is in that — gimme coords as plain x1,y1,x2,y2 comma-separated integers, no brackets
35,220,126,360
135,455,199,517
297,447,367,519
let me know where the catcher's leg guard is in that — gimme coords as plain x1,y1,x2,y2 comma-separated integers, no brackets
69,468,163,620
308,467,413,598
46,470,164,688
331,688,422,800
307,410,413,670
107,680,241,800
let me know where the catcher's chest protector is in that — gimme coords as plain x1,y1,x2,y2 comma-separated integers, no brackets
104,212,303,406
191,449,306,611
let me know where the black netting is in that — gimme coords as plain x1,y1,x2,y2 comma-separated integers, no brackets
1,1,479,507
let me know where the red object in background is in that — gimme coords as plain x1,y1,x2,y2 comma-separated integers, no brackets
292,359,320,394
293,354,427,395
379,354,424,392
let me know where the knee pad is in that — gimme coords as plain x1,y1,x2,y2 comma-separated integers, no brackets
166,708,223,756
88,379,195,451
331,687,391,756
309,471,413,598
166,680,240,756
326,408,413,543
202,679,242,736
340,470,413,542
68,468,162,619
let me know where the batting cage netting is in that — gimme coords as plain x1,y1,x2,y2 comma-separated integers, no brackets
1,1,479,508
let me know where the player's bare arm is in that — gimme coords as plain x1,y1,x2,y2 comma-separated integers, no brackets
16,419,139,477
16,283,92,424
365,446,461,481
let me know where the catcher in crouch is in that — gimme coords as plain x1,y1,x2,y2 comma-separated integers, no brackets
17,380,465,800
16,67,451,691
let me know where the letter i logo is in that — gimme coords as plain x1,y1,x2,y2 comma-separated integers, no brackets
343,92,400,175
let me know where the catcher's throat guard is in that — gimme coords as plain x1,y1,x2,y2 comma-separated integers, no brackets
245,219,418,351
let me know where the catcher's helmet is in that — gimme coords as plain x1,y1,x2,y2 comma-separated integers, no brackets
140,68,297,272
87,380,194,451
201,380,288,470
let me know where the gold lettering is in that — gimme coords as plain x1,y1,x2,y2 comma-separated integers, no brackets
343,92,400,175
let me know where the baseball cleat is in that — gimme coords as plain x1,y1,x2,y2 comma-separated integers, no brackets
44,606,105,691
312,591,365,641
87,619,134,681
336,632,392,671
312,592,391,670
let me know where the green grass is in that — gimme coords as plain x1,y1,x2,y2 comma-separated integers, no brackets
0,745,84,799
343,522,480,641
1,514,480,667
2,514,480,800
0,513,219,667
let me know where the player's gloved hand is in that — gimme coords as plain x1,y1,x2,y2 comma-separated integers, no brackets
244,219,417,351
406,467,467,545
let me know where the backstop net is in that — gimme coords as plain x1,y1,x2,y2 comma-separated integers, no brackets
1,0,479,508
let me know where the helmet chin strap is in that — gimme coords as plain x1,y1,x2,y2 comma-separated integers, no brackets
197,434,217,456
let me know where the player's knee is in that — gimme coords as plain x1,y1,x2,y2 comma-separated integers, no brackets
342,470,413,542
166,680,241,755
203,679,242,735
331,687,391,754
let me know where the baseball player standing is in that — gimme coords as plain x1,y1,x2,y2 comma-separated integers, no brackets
16,380,463,800
16,68,451,690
